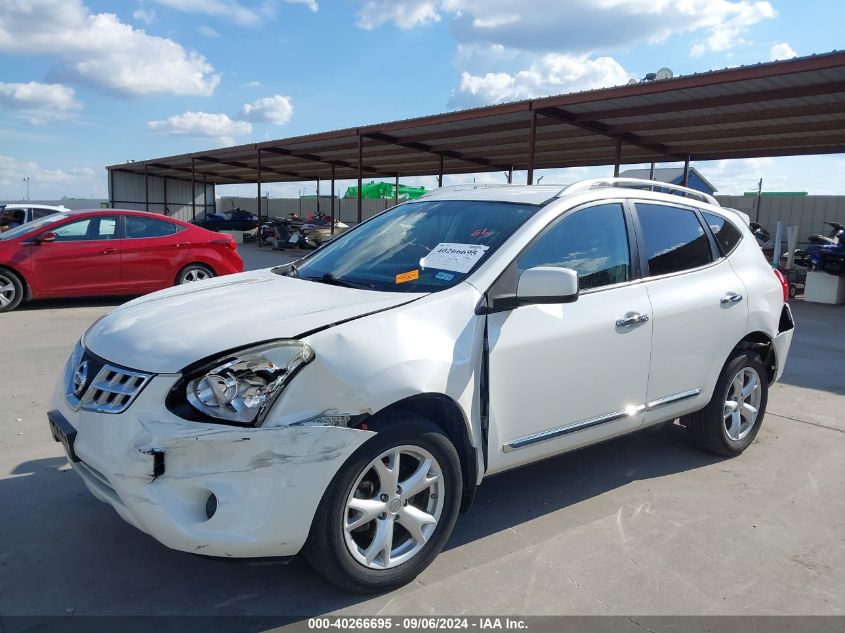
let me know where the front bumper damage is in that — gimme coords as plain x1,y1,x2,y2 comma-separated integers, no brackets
49,375,374,558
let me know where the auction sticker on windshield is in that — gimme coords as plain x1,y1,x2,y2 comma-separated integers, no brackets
421,243,490,273
395,269,420,284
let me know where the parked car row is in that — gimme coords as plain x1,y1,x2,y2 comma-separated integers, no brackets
0,209,243,312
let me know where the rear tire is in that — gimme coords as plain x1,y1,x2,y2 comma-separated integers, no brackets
304,413,462,593
685,349,768,456
176,264,215,285
0,269,24,312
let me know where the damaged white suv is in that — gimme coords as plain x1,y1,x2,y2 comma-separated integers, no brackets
49,179,794,592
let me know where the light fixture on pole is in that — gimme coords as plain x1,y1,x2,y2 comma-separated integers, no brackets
22,177,30,200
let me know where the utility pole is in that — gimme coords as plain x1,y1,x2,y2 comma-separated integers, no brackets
754,177,763,223
23,177,30,201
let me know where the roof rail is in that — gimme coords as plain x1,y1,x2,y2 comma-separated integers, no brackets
417,183,516,199
559,178,720,207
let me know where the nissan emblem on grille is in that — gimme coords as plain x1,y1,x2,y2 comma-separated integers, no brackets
65,348,153,414
72,361,89,396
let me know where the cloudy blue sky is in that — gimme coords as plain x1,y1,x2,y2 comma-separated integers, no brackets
0,0,842,201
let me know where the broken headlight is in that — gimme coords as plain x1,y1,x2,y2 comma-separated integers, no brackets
184,341,314,425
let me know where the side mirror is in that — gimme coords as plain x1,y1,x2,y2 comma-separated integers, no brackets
36,231,57,243
516,266,579,305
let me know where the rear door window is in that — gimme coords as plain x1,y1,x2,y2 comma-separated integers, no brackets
635,203,712,277
125,215,183,239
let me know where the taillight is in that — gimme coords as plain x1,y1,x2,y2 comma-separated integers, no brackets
211,238,237,251
773,269,789,302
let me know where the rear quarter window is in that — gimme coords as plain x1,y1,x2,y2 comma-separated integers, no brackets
702,212,743,255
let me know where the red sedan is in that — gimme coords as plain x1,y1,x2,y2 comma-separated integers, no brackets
0,209,243,312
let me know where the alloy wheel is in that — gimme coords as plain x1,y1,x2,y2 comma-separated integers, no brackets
343,445,444,570
0,274,16,308
723,366,762,441
183,268,211,283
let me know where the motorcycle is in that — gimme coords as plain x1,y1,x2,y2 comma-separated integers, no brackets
804,221,845,275
303,219,349,249
262,216,308,250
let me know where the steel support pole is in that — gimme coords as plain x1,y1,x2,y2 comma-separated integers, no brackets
613,140,622,177
191,158,196,220
316,177,320,214
144,164,149,212
357,135,363,224
394,173,399,206
438,155,444,188
527,110,537,185
649,162,655,180
256,148,262,248
108,169,114,207
163,177,168,215
507,167,513,184
330,163,336,236
682,155,691,187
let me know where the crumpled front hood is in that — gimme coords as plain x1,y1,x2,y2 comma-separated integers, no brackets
84,269,424,373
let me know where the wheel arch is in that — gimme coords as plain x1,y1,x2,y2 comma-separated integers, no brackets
370,393,478,513
733,331,776,384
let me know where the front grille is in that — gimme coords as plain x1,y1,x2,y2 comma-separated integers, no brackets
66,345,153,414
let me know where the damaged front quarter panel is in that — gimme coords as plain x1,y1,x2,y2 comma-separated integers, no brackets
264,282,488,485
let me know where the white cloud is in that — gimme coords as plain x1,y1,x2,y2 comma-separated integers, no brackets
0,81,81,123
153,0,275,26
689,1,776,57
147,112,252,146
0,154,104,199
0,0,220,97
770,42,797,61
132,7,156,24
452,53,631,106
355,0,440,30
355,1,776,56
286,0,318,12
241,95,294,125
197,25,221,37
244,80,262,88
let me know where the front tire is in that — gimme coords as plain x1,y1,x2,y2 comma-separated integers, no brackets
0,269,24,312
685,349,768,456
305,414,462,593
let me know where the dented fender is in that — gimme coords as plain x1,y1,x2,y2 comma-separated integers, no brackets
267,282,488,484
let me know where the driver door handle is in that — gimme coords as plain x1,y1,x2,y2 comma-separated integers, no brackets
720,292,744,305
102,247,118,254
616,312,649,328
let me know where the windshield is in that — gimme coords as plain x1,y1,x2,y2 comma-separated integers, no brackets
0,213,65,240
284,199,540,292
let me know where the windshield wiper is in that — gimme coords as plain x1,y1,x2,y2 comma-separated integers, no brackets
302,273,375,290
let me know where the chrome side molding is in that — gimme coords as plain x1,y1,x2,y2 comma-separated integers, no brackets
644,388,701,411
503,388,701,452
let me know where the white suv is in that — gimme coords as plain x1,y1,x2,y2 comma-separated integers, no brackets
0,203,69,231
49,179,794,592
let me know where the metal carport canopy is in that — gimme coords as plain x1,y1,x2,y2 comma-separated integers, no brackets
108,50,845,188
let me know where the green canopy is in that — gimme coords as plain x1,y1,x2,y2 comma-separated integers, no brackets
343,181,426,200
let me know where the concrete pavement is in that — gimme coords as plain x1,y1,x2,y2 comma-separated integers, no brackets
1,267,842,619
